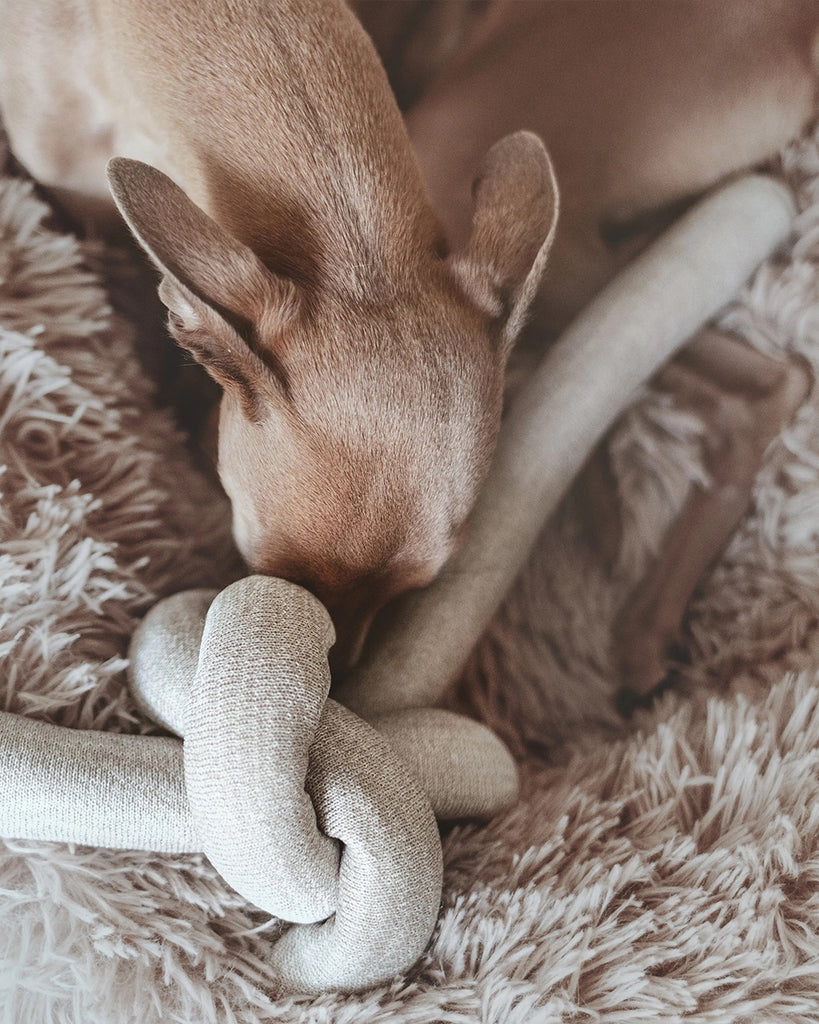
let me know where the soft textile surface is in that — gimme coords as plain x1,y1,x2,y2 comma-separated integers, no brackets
4,116,819,1021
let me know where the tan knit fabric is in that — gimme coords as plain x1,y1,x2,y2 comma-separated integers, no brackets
129,587,216,734
185,577,343,925
0,711,195,853
372,708,519,819
124,574,519,992
133,576,443,991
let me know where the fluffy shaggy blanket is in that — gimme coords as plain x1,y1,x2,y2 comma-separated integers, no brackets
3,119,819,1022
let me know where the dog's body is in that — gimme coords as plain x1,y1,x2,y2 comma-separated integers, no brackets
3,0,819,685
393,0,819,333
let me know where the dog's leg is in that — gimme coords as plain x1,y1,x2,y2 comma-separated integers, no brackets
612,329,810,701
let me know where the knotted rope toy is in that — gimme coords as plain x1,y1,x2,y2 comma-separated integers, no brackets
0,175,796,993
1,575,519,993
130,575,519,992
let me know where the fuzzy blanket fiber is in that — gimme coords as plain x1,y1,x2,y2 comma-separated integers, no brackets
4,121,819,1023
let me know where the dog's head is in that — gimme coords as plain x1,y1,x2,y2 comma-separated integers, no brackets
108,132,557,666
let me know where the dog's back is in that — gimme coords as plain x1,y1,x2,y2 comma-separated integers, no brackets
398,0,819,331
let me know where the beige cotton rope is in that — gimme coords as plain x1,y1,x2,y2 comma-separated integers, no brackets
134,576,519,992
0,575,519,993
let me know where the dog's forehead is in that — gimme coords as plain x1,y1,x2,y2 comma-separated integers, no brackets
303,357,499,511
224,381,481,543
293,305,499,435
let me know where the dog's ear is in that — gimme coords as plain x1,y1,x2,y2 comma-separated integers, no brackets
107,158,298,415
451,131,559,358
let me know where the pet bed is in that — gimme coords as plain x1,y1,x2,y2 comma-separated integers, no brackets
3,122,819,1022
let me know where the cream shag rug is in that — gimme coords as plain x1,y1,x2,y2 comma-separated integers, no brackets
3,117,819,1022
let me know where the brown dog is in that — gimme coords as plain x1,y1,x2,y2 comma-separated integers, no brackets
3,0,818,688
0,0,558,665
